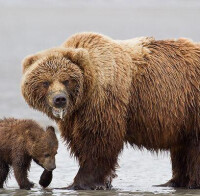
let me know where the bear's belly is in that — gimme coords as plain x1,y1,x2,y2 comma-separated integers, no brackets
126,120,182,150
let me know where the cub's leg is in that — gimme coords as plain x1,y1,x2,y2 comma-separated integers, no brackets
13,156,34,190
0,160,9,188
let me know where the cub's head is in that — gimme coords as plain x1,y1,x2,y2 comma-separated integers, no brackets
31,126,58,171
21,47,93,120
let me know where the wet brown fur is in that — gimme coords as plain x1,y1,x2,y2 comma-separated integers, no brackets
0,118,58,189
21,33,200,189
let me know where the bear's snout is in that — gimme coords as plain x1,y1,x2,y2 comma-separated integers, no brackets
53,93,67,108
48,165,56,171
44,158,56,171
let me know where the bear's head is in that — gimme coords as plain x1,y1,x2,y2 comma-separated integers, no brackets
21,47,94,120
28,126,58,171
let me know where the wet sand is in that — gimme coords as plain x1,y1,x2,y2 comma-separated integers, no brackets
0,1,200,195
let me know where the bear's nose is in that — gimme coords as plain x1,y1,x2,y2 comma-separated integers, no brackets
53,93,67,108
48,166,56,171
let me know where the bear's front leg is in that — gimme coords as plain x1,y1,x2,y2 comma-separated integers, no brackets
13,156,34,190
68,157,118,190
67,121,125,190
13,164,34,190
61,98,127,190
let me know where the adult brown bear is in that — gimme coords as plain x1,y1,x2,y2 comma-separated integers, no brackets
21,32,200,190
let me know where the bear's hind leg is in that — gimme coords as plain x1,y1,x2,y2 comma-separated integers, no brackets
168,143,200,188
0,161,9,188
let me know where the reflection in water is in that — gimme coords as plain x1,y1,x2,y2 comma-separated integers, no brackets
2,187,200,196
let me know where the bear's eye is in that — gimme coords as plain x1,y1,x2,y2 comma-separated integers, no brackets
42,81,50,88
44,154,50,158
63,80,69,86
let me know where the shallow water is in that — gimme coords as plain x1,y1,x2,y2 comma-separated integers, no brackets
0,0,200,195
0,140,174,195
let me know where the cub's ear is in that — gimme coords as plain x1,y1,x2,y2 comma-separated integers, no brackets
46,126,55,133
46,126,58,144
22,54,40,74
46,126,56,137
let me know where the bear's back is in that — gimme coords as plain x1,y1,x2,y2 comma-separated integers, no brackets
0,118,43,150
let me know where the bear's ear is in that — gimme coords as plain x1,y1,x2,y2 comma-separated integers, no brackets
46,126,58,143
46,126,57,137
22,54,40,74
59,48,94,95
60,48,90,72
46,126,55,134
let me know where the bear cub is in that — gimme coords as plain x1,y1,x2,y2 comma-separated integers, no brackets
0,118,58,189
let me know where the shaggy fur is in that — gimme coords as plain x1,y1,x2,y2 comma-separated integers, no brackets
21,32,200,189
0,118,58,189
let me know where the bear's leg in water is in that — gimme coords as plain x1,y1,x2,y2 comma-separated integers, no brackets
13,157,34,190
166,142,200,188
67,119,125,190
0,160,9,188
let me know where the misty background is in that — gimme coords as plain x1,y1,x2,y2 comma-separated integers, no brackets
1,0,200,123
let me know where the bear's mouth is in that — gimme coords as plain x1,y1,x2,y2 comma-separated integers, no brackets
52,108,67,119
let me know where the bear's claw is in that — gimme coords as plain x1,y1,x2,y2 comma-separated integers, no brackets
20,181,34,190
155,179,179,188
65,183,108,190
